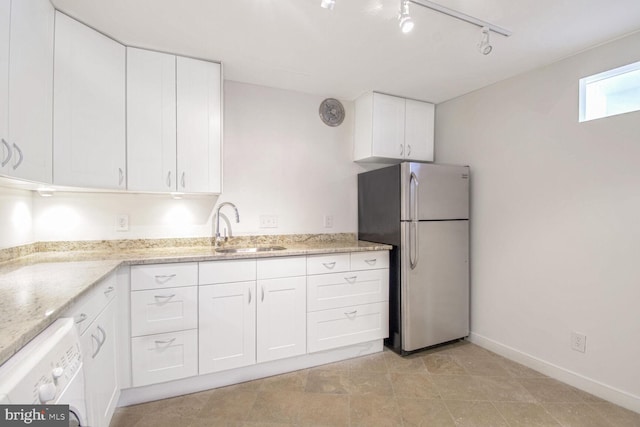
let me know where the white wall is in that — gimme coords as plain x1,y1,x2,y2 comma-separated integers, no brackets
24,81,361,243
0,187,34,249
436,32,640,410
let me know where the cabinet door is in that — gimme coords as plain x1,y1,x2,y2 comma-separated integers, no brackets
127,48,177,192
0,0,9,175
199,281,256,374
257,276,306,363
53,12,126,189
372,93,405,159
82,299,119,427
404,99,434,162
6,0,54,182
176,56,221,193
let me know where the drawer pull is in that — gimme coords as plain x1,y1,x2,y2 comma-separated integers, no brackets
364,259,377,265
322,262,336,269
154,294,176,300
75,313,88,324
155,338,176,346
154,274,177,283
344,310,358,318
344,276,357,284
104,286,115,296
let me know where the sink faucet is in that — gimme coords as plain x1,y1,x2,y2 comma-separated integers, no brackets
214,202,240,247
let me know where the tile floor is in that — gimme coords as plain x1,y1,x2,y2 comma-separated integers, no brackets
109,341,640,427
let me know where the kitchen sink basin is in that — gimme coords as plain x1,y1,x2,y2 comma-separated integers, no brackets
215,246,287,254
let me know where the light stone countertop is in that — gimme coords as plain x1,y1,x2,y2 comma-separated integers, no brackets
0,240,391,366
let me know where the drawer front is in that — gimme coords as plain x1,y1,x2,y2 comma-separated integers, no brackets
131,263,198,291
131,286,198,336
199,259,256,285
70,273,117,334
257,256,306,280
350,251,389,271
306,253,350,275
307,302,389,353
131,329,198,387
307,269,389,312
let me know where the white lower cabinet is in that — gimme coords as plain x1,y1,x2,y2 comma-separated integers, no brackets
257,276,307,363
131,330,198,387
130,263,198,387
199,281,256,374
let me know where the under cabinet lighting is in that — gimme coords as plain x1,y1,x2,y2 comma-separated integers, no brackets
37,188,55,197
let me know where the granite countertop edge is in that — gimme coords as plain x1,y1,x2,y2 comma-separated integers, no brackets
0,240,392,366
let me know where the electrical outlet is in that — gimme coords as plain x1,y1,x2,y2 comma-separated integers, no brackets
323,215,334,228
259,215,278,228
571,332,586,353
115,214,129,232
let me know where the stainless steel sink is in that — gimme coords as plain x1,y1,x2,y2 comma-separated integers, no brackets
215,246,287,254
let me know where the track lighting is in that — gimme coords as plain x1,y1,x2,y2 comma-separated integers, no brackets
320,0,335,10
398,0,414,34
478,26,492,55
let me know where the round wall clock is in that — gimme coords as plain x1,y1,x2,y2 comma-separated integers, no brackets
319,98,345,127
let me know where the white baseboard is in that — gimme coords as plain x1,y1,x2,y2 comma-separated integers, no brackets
118,339,383,407
468,332,640,414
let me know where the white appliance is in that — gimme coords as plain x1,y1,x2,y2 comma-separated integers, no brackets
358,162,470,354
0,318,88,426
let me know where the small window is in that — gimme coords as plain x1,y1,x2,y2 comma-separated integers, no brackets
579,60,640,122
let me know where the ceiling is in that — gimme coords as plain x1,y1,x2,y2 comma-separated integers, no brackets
50,0,640,104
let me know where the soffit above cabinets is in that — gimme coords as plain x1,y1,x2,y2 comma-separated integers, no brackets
50,0,640,103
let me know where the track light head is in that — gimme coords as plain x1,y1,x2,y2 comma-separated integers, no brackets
478,26,493,55
398,0,414,34
320,0,335,10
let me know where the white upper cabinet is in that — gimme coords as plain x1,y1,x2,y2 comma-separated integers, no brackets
0,0,9,173
126,47,177,192
127,49,222,194
354,92,434,163
176,56,222,193
0,0,54,182
53,12,126,189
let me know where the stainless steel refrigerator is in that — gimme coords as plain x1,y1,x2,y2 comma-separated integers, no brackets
358,162,470,354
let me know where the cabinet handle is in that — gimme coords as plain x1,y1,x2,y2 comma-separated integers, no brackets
166,171,172,188
248,288,252,304
154,294,176,300
364,259,377,265
344,310,358,318
400,144,404,156
344,276,357,284
154,274,176,283
12,143,23,170
261,286,265,302
104,286,115,296
155,338,176,346
74,313,88,324
181,172,186,189
1,138,11,167
118,168,124,186
322,262,336,269
97,325,107,346
407,144,412,156
91,333,101,359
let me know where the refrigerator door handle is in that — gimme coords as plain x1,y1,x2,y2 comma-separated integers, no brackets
409,172,419,269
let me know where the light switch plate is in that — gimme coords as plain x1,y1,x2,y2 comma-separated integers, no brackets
259,215,278,228
116,214,129,232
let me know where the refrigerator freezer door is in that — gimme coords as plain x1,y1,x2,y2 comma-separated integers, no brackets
401,220,469,351
400,163,469,221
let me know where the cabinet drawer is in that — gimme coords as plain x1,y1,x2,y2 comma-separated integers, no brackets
199,259,256,284
257,256,306,280
307,269,389,312
131,286,197,336
131,329,197,387
350,251,389,271
307,302,389,353
70,273,117,334
306,253,350,275
131,263,197,290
